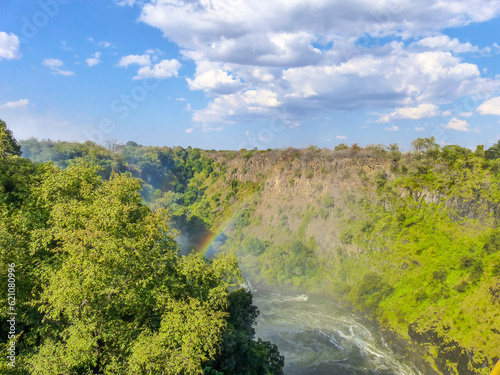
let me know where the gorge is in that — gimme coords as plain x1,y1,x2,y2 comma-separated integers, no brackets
16,137,500,374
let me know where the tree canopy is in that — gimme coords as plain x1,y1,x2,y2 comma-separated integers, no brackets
0,124,283,374
0,120,22,158
486,140,500,160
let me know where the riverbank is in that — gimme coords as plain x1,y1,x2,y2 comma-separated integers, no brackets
251,289,422,375
243,272,500,375
244,276,435,374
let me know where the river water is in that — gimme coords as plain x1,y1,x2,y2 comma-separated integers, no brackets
252,291,422,375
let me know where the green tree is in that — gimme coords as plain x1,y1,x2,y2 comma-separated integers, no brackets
486,140,500,159
334,143,348,151
475,144,485,158
0,120,22,158
205,289,284,375
0,158,280,374
244,237,265,256
411,136,440,156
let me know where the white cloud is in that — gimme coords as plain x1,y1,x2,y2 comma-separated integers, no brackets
193,89,281,128
133,59,181,80
0,99,29,109
43,58,63,69
98,41,112,48
42,58,75,76
377,104,445,122
86,58,100,67
185,46,496,126
118,54,151,67
414,35,479,54
415,127,425,131
336,135,348,139
86,52,102,67
119,50,178,80
145,48,163,57
133,0,500,128
114,0,138,6
187,62,245,94
443,118,470,131
477,97,500,115
0,32,21,60
185,128,193,133
385,125,399,131
139,0,500,50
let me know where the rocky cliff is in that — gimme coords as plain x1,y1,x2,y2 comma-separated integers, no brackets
193,147,500,375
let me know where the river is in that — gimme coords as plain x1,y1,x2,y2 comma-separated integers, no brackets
252,291,422,375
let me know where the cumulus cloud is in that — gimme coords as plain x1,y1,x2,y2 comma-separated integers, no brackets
443,118,470,131
477,97,500,115
0,32,21,60
377,104,450,122
187,62,245,94
0,99,29,109
193,89,281,128
414,35,479,54
133,0,500,127
119,50,179,80
86,52,102,67
118,54,151,67
139,0,500,49
43,58,75,76
133,59,181,80
184,46,496,125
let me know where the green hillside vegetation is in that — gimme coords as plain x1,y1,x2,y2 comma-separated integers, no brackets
0,123,284,375
16,132,500,374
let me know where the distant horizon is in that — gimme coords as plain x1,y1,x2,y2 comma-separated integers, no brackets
17,133,493,153
2,1,500,151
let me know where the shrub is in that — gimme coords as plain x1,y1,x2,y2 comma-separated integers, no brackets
339,230,353,244
244,237,265,256
242,151,253,160
318,194,335,208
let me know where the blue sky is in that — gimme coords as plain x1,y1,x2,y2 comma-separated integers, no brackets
1,0,500,150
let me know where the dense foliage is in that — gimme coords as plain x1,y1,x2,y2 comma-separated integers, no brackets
1,124,283,374
17,133,500,374
328,139,500,372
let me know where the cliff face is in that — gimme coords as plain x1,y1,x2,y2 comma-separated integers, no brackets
195,148,500,375
208,149,389,255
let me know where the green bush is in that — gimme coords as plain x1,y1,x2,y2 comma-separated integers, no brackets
244,237,265,256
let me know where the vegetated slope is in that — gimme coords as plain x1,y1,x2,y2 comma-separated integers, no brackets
207,144,500,375
20,137,500,374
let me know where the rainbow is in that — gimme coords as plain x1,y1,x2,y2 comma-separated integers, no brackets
196,191,258,258
199,228,226,258
197,207,242,258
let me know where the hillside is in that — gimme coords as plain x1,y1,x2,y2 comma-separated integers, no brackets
19,138,500,375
